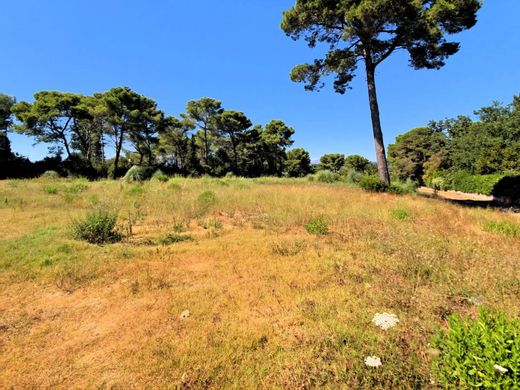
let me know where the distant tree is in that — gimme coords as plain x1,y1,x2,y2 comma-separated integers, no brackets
319,153,344,172
185,98,223,172
158,116,194,173
0,93,16,164
261,120,295,175
217,110,252,174
388,127,447,183
12,91,84,158
285,148,312,177
281,0,481,184
344,155,375,174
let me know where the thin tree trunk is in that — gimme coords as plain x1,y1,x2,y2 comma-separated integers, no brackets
112,129,123,179
365,62,391,185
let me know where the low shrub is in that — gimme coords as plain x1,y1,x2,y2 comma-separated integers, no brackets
343,168,364,184
305,216,328,235
41,170,60,179
197,191,217,214
127,185,145,196
359,176,388,192
151,170,169,182
157,233,192,245
431,308,519,389
123,165,154,183
449,172,503,195
315,170,340,183
43,185,59,194
431,177,447,191
72,210,122,244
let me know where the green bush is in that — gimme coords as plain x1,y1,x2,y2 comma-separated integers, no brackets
123,165,154,183
72,210,122,244
449,172,503,195
41,170,60,179
127,185,145,196
305,216,328,235
341,168,364,184
197,191,217,214
315,170,340,183
359,176,389,192
151,170,169,182
391,209,411,221
431,177,447,191
431,309,519,389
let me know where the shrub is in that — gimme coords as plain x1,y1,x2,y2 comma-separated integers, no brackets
492,175,520,199
305,216,329,235
197,191,217,214
72,210,122,244
43,185,59,194
41,170,60,179
157,233,192,245
123,165,154,183
359,176,388,192
483,220,520,238
431,308,520,389
431,177,447,191
316,170,340,183
340,168,364,184
151,170,169,182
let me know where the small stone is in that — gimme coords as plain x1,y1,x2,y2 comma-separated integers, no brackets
493,364,508,374
180,310,191,320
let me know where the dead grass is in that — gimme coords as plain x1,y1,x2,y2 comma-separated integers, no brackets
0,177,519,388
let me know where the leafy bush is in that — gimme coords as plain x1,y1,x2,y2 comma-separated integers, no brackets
449,172,504,195
341,168,364,184
359,176,388,192
41,170,60,179
197,191,217,214
483,220,520,238
431,177,447,191
315,170,340,183
388,179,418,195
431,309,519,389
305,216,328,235
123,165,154,183
72,210,122,244
151,170,169,182
126,185,145,196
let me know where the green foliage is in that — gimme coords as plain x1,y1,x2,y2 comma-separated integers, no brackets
43,185,59,194
344,155,376,175
483,221,520,238
197,190,217,214
388,179,418,195
305,216,328,235
41,170,60,179
359,176,389,193
391,209,411,221
319,154,344,173
65,182,89,193
151,170,169,182
123,165,154,183
342,168,364,184
126,185,145,196
285,148,312,177
315,170,339,183
72,210,122,244
157,233,192,245
447,172,504,196
431,309,520,389
431,177,447,191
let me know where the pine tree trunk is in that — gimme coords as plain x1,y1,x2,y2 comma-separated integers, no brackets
365,62,391,185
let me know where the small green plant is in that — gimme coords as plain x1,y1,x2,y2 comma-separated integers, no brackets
359,176,389,192
41,170,60,179
72,210,122,244
305,216,329,235
157,233,192,245
197,190,217,214
65,182,89,193
431,308,520,389
151,170,169,182
127,185,145,196
168,181,181,190
43,185,59,194
172,218,186,233
391,209,411,221
483,220,520,238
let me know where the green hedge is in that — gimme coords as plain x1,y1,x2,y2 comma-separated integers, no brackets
430,171,520,198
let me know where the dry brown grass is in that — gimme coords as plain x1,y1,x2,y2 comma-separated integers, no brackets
0,177,518,388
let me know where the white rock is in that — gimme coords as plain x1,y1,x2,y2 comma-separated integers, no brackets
494,364,508,374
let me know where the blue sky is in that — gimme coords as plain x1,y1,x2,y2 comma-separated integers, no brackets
2,0,519,161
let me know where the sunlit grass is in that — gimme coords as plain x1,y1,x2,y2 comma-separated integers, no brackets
0,177,518,388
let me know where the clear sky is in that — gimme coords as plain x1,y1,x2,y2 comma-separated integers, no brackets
2,0,519,162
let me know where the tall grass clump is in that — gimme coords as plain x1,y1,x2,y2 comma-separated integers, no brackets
72,210,122,244
431,309,519,388
151,170,169,182
483,220,520,238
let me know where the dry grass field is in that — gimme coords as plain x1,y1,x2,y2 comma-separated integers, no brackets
0,177,519,388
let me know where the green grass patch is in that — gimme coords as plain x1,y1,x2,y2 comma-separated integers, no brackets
483,220,520,238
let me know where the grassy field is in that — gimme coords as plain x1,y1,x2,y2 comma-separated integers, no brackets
0,177,519,388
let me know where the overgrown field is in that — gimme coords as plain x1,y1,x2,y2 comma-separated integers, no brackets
0,177,519,388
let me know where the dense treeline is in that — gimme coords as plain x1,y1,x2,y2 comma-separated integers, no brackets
0,88,315,179
389,95,520,197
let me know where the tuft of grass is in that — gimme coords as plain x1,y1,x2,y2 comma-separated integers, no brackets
65,182,89,193
483,220,520,238
71,210,122,244
305,216,329,235
390,208,412,221
127,185,145,196
272,239,306,256
43,185,59,194
157,233,193,245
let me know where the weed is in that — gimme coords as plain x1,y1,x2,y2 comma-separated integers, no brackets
272,239,306,256
127,185,145,196
71,210,122,244
305,216,329,235
43,185,59,194
157,233,193,245
391,209,412,221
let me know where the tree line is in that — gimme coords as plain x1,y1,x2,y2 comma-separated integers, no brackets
388,95,520,196
0,88,315,179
